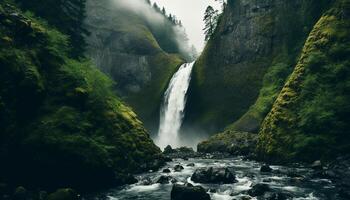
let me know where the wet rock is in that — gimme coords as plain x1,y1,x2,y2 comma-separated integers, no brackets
311,160,323,170
164,145,176,154
187,163,195,167
13,186,27,200
163,168,171,173
191,167,237,184
260,165,273,172
262,192,289,200
157,175,171,184
208,188,217,193
171,178,178,184
171,184,211,200
247,183,270,197
47,188,79,200
174,165,184,172
140,177,153,185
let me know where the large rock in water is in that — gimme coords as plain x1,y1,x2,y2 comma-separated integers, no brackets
171,184,210,200
191,167,237,184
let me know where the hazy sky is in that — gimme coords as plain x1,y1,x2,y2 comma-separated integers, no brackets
151,0,221,51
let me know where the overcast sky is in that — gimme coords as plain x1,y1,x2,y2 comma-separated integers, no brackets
151,0,221,51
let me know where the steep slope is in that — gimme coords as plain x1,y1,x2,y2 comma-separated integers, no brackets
0,2,162,190
258,0,350,162
85,0,189,133
185,0,330,134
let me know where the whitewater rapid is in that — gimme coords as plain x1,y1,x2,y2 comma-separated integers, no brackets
155,62,195,149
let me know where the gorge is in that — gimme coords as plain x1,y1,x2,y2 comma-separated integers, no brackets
0,0,349,199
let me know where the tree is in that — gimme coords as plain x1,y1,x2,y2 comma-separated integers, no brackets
162,7,166,15
203,6,219,41
15,0,89,58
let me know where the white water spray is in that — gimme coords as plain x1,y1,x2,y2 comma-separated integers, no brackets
156,62,195,149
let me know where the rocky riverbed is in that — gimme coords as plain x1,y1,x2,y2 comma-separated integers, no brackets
89,156,347,200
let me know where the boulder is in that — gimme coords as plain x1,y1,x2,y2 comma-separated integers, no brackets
156,175,171,184
260,165,273,173
164,145,176,154
171,184,211,200
187,163,195,167
163,168,171,173
174,165,184,172
191,167,236,184
140,177,153,185
247,184,270,197
47,188,79,200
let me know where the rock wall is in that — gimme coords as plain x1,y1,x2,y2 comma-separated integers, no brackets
185,0,330,134
85,0,185,133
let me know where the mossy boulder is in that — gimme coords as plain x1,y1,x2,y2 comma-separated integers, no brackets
0,2,161,190
47,188,78,200
258,0,350,162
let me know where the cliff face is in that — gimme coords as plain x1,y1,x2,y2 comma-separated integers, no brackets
0,2,161,190
85,0,187,133
258,0,350,162
185,0,330,134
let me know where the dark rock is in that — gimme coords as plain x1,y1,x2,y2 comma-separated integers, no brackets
163,168,171,173
174,165,184,172
191,167,237,184
140,177,153,185
164,145,176,154
208,188,217,193
247,184,270,197
156,175,171,184
171,184,211,200
171,178,178,184
262,192,288,200
260,165,273,172
187,163,195,167
183,157,189,161
13,186,27,200
47,188,79,200
311,160,323,170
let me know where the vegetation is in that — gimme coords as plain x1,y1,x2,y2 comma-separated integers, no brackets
258,0,350,162
15,0,88,57
0,1,161,190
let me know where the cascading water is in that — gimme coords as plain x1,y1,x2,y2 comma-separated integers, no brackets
155,62,195,149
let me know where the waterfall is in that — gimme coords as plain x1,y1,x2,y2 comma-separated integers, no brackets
156,62,195,149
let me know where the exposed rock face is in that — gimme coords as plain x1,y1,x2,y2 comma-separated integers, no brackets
84,0,184,132
191,167,237,184
185,0,331,134
171,184,211,200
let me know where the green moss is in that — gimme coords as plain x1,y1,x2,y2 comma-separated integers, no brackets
0,2,161,190
185,0,330,134
258,0,350,162
126,52,184,132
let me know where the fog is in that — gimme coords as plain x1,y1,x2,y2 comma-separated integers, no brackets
112,0,164,24
151,0,222,51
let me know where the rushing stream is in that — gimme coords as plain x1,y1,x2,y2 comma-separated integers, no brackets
155,62,195,149
94,157,338,200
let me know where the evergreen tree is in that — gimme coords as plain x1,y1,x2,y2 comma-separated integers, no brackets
15,0,88,58
162,7,166,15
203,6,218,41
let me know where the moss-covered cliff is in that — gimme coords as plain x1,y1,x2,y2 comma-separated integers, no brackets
0,1,162,190
258,0,350,162
85,0,187,133
185,0,330,134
